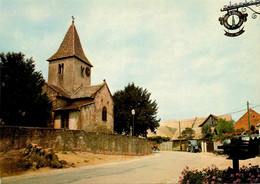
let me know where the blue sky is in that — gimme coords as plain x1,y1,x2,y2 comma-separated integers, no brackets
1,0,259,123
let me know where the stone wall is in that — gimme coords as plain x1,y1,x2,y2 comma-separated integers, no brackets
172,140,189,151
0,126,152,156
92,84,114,133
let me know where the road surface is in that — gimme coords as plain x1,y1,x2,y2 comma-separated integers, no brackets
2,151,260,184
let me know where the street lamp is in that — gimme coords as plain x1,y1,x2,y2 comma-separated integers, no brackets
131,109,135,136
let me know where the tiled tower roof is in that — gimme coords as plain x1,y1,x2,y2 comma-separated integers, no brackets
47,21,93,67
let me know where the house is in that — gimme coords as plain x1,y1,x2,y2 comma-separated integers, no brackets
147,114,231,151
234,109,260,132
43,18,114,133
148,114,232,140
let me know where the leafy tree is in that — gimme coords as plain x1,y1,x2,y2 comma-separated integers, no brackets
235,127,245,132
179,127,195,140
147,136,170,144
113,83,160,137
215,118,234,135
0,52,52,127
201,124,213,140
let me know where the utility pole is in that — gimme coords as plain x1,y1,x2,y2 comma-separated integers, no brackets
132,115,134,136
247,101,251,138
179,121,182,151
0,62,2,125
130,126,132,136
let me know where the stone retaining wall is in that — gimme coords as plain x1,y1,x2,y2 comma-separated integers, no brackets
0,126,152,155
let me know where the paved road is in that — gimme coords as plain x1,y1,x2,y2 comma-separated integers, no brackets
3,151,258,184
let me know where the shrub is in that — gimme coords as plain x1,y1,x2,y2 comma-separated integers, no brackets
179,164,260,184
147,136,170,144
181,128,195,140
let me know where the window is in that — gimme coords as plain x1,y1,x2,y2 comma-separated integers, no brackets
102,107,107,121
61,111,69,128
58,63,64,74
81,66,84,77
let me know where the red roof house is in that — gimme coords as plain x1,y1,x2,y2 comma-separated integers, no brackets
234,109,260,131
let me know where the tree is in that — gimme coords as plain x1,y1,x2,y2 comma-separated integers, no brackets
201,124,213,140
147,136,170,144
0,52,52,127
215,118,234,135
235,127,245,132
113,83,160,137
179,127,195,140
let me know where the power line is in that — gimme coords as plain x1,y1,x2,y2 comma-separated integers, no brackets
221,109,247,116
165,104,260,123
252,104,260,109
220,104,260,116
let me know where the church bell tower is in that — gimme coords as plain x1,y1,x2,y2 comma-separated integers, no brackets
47,17,93,94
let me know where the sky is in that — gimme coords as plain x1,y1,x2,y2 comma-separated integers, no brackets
1,0,259,123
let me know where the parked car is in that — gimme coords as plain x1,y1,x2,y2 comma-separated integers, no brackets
186,140,201,153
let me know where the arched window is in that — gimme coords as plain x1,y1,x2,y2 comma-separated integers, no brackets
102,107,107,121
58,63,64,74
81,66,85,77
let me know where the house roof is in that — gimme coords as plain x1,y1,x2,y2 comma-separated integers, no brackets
45,82,70,98
44,81,106,100
147,126,177,138
53,102,95,111
70,82,106,99
199,114,232,127
234,109,260,131
162,117,207,130
47,21,93,67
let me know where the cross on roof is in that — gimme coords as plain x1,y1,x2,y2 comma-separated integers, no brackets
72,16,75,23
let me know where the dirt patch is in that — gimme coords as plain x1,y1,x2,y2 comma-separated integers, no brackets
0,149,26,177
0,149,145,178
56,151,141,168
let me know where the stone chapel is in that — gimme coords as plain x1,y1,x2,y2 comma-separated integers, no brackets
43,19,114,133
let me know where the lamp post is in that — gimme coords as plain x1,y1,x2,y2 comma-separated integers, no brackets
131,109,135,136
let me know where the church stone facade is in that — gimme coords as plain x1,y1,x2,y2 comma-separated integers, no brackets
43,20,114,133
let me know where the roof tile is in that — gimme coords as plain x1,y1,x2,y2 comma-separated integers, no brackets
234,109,260,131
47,22,93,67
45,82,70,98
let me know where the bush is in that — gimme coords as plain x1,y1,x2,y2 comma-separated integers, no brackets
179,165,260,184
147,136,170,144
201,124,213,140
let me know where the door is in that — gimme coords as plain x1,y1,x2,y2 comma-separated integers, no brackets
61,111,69,129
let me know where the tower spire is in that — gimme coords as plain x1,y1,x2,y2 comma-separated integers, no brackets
47,17,93,67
